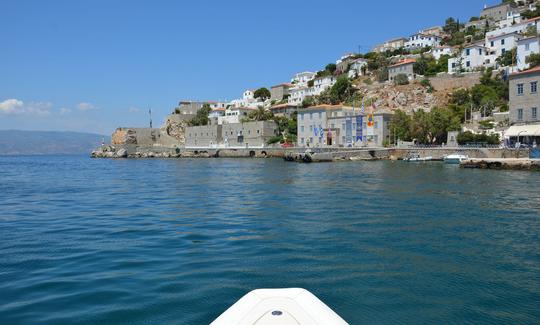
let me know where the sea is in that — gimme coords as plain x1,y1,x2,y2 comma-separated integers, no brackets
1,155,539,324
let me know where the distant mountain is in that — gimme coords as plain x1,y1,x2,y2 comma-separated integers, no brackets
0,130,110,155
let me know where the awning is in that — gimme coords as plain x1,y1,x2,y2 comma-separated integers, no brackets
505,124,540,137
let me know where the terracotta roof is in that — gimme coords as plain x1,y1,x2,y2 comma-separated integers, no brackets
389,59,416,68
270,103,297,109
487,31,521,40
271,83,293,88
510,66,540,77
211,108,225,111
526,16,540,23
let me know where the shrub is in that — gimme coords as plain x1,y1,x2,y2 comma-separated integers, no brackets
394,74,409,85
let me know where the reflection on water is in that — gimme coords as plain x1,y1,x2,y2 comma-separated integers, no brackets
0,156,539,324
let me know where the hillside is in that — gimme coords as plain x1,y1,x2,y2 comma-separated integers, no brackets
0,130,109,155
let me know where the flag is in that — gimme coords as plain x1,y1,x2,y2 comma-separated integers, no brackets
360,98,365,114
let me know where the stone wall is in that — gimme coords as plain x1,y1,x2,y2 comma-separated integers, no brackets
429,73,481,91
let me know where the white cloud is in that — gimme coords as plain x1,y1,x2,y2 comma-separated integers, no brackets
128,106,140,112
77,102,97,111
0,99,24,114
0,99,52,116
59,107,72,115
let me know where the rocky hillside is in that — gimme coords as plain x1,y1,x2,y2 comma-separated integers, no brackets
353,73,481,114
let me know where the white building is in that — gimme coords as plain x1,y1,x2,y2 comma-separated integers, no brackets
430,46,455,60
486,16,540,40
288,75,336,105
230,89,265,109
310,76,336,96
405,33,442,50
348,58,368,78
517,36,540,70
291,71,316,87
217,107,255,125
486,31,523,58
448,43,494,73
288,86,308,105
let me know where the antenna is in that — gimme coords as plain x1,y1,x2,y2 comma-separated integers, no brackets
149,108,153,128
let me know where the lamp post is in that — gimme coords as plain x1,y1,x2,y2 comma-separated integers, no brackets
516,130,527,158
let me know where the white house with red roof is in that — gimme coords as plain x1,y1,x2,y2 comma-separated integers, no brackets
388,59,416,81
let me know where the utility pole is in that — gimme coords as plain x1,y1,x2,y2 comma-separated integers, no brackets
149,108,153,128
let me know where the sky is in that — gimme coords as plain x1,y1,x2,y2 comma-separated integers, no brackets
0,0,498,135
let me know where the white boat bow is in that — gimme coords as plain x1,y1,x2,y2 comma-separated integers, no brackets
211,288,348,325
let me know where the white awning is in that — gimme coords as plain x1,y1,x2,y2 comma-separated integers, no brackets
505,124,540,137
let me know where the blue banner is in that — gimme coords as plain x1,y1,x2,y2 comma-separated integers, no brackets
355,116,363,142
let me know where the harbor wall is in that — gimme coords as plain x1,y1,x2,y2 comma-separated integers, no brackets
92,144,530,160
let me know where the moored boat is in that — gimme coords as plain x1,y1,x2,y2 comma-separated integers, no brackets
444,153,469,164
211,288,348,325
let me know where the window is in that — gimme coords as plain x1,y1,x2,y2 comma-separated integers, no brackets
479,49,483,55
331,123,335,129
532,107,538,120
466,49,470,56
466,61,471,67
301,138,305,144
518,108,523,121
318,112,322,119
300,113,304,120
310,113,313,120
374,121,379,129
501,39,505,45
517,83,524,95
309,137,313,143
301,126,304,132
531,81,537,93
309,125,313,131
490,41,494,47
525,43,530,51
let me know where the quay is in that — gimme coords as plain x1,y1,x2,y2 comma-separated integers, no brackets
92,144,531,162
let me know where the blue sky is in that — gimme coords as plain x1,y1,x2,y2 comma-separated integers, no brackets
0,0,497,135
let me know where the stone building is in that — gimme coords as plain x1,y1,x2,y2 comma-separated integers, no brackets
221,121,279,147
505,66,540,145
296,105,393,148
270,83,292,102
480,3,513,22
388,59,416,82
269,103,298,118
185,124,222,147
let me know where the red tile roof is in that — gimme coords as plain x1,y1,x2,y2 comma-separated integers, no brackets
510,66,540,77
389,59,416,68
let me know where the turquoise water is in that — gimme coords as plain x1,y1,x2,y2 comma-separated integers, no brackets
1,155,539,324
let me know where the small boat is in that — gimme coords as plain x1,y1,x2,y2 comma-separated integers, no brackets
444,153,469,164
404,154,433,162
211,288,348,325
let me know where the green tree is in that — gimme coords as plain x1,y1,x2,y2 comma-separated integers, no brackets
325,63,337,74
248,106,273,121
301,96,316,108
329,75,352,103
253,88,271,101
388,110,412,142
496,47,517,66
188,103,211,126
526,53,540,68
